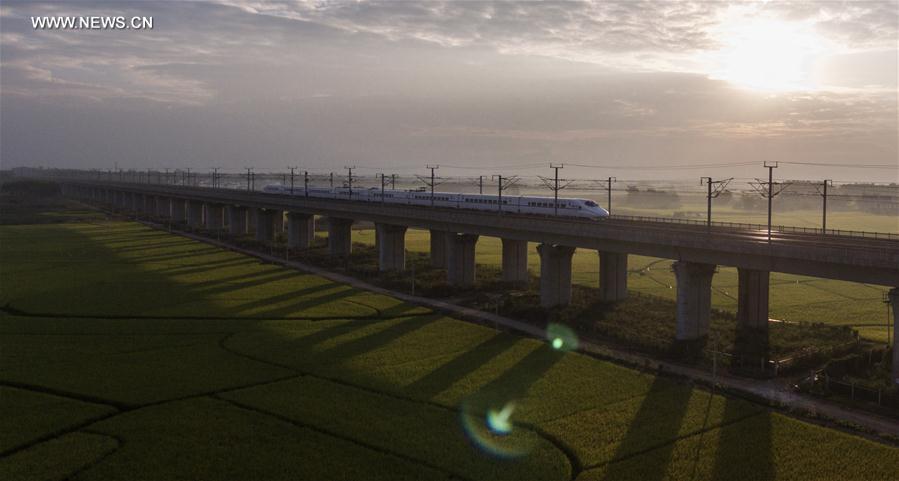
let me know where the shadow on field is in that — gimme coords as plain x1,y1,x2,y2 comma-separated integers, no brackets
315,315,440,362
407,332,519,400
462,343,565,418
5,222,400,321
710,401,774,481
600,377,691,481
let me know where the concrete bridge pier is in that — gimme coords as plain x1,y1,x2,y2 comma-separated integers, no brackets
187,201,204,227
255,208,275,243
287,213,315,249
673,261,716,340
430,230,447,268
228,206,248,235
206,204,224,230
891,288,899,385
272,211,284,234
248,208,258,231
599,252,629,302
156,196,171,218
171,199,186,223
376,224,407,271
327,218,354,256
446,233,478,286
501,238,529,285
538,244,576,308
737,268,770,330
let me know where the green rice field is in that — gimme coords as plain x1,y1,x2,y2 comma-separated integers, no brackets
2,213,897,480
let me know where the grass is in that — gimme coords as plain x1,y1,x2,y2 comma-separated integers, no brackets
1,200,898,479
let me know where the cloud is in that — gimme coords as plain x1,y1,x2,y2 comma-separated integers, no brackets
0,1,895,180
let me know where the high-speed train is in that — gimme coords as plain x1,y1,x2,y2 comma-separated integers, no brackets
261,185,610,219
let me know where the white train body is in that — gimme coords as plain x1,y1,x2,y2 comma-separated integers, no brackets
261,185,609,220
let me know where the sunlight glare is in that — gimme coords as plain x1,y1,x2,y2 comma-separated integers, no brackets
711,19,826,92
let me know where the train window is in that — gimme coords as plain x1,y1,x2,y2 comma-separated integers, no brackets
585,200,598,207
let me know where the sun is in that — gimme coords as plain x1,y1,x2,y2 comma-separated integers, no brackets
710,19,826,92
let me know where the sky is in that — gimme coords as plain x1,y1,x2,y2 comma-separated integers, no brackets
1,0,897,182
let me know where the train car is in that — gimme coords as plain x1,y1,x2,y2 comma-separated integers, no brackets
260,184,609,219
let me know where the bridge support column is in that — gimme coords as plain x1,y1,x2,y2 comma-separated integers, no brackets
187,201,204,227
501,238,529,285
171,199,186,222
248,208,257,230
737,269,769,330
272,211,284,234
376,224,407,272
206,204,224,230
430,230,447,268
156,197,171,218
538,244,576,308
327,218,354,256
228,206,248,236
287,213,315,249
446,233,478,286
599,252,629,302
890,288,899,386
255,208,275,243
673,261,716,340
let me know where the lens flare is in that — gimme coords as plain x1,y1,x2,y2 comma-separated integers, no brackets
460,398,539,458
546,323,579,352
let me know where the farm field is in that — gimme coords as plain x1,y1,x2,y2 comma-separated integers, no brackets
2,212,898,480
350,228,894,343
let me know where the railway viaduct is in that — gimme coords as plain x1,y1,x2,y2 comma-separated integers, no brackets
60,181,899,383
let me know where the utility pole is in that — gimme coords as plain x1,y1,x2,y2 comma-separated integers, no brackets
749,162,790,242
345,166,356,198
492,174,520,213
700,177,732,232
212,167,220,189
539,164,573,216
428,165,438,206
607,177,616,214
288,166,297,195
329,172,334,189
304,171,309,198
377,173,388,203
766,162,776,241
164,168,170,184
390,174,396,190
815,179,832,233
186,168,192,186
416,165,442,206
245,168,253,192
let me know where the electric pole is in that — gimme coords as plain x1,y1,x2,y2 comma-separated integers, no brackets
245,168,253,192
212,167,220,189
304,171,309,198
288,166,297,195
491,174,520,213
345,166,355,197
749,162,791,242
607,177,616,214
700,177,732,232
329,172,334,189
815,179,832,233
416,165,442,206
377,173,388,203
428,165,438,206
